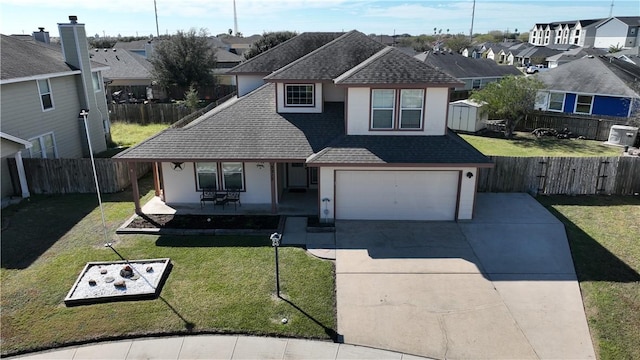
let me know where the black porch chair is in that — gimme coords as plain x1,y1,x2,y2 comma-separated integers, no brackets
225,189,241,210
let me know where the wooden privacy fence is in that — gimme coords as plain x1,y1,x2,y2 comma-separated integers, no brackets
517,112,623,141
18,158,152,194
478,156,640,195
109,103,193,124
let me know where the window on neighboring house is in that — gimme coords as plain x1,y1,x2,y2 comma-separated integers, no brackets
399,89,424,129
472,79,482,89
92,72,102,92
575,95,593,114
309,167,318,185
195,162,218,190
575,29,580,36
285,84,314,106
574,38,579,45
222,162,244,190
37,79,53,110
27,133,57,158
371,89,395,129
548,92,565,111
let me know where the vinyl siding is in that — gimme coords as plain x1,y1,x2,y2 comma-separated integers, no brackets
1,77,85,158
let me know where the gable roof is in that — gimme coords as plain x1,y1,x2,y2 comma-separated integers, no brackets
597,16,640,28
228,32,343,74
115,83,345,162
536,55,640,98
415,51,522,79
335,47,463,86
1,34,77,80
113,39,150,50
89,48,152,80
264,31,386,81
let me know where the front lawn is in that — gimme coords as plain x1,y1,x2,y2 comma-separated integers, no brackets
0,176,336,356
537,196,640,360
460,131,621,157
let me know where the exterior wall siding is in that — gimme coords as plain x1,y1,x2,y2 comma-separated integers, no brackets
276,82,323,113
595,19,628,49
346,87,448,136
323,83,345,102
237,75,265,97
592,96,631,117
160,161,272,205
0,78,85,159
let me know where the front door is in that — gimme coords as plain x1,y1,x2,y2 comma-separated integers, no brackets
287,163,307,188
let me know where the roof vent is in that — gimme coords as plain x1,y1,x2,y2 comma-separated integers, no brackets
113,48,117,52
38,27,45,32
69,15,78,24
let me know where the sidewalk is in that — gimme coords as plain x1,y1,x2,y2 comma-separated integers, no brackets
10,335,434,360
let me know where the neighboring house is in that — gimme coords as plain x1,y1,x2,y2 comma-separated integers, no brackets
513,46,562,66
546,47,605,68
529,17,640,48
219,34,262,57
114,31,493,221
534,55,640,118
113,39,154,58
89,47,153,101
415,50,522,92
0,16,111,202
213,49,243,86
594,16,640,49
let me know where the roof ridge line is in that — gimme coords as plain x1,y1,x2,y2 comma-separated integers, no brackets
227,32,302,73
264,30,359,80
333,46,393,84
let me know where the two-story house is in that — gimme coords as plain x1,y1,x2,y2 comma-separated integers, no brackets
1,16,111,204
114,31,492,221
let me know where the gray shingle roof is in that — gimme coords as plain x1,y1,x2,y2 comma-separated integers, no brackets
115,83,346,161
265,31,386,81
535,56,640,98
335,47,463,86
415,51,522,79
1,34,76,80
308,131,492,165
228,32,343,74
89,48,152,80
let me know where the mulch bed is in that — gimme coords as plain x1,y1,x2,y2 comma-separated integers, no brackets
127,214,280,230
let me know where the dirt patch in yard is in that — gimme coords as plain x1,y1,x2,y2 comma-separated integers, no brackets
127,214,280,230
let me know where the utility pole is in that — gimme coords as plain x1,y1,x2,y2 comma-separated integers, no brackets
154,0,160,37
609,0,614,17
233,0,239,36
469,0,476,41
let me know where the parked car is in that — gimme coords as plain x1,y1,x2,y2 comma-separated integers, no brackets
526,64,547,74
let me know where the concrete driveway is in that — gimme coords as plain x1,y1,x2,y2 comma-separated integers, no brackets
335,193,595,359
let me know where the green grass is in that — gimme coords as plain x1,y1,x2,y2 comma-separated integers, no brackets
110,122,169,148
537,196,640,360
0,176,336,356
460,132,622,157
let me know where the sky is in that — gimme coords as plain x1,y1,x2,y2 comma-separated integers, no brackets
0,0,638,39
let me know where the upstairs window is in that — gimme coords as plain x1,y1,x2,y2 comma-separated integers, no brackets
92,72,102,92
575,95,593,114
37,79,53,111
548,92,565,112
371,89,424,130
371,89,395,129
399,89,424,129
285,84,314,106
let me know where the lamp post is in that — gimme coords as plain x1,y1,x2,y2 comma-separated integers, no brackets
270,232,282,298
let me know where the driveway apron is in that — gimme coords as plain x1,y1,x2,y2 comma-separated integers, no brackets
335,193,595,360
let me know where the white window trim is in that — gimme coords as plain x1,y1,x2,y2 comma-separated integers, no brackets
195,162,218,190
92,71,103,93
399,89,424,129
27,132,58,159
574,94,594,115
37,78,54,112
371,89,396,129
547,92,565,112
221,162,245,190
284,84,314,107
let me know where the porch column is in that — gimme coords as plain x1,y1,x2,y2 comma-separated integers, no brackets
128,162,141,214
153,162,161,196
270,162,277,213
14,151,30,198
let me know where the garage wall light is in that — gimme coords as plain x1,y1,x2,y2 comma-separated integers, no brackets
466,171,474,178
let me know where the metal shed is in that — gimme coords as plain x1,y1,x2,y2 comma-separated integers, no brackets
448,99,488,133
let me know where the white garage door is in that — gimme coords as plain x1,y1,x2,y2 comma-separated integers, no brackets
335,170,459,220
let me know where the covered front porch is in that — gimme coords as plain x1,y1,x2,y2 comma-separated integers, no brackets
140,188,319,216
